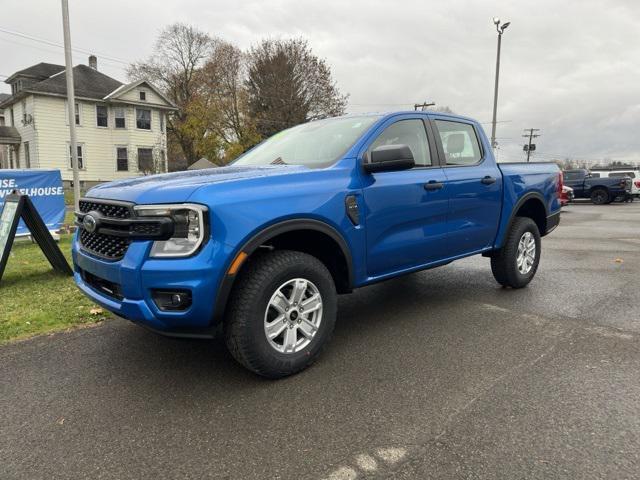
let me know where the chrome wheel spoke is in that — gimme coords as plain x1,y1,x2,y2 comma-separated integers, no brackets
298,318,318,338
271,291,290,313
301,294,322,313
290,279,307,305
265,315,287,339
282,326,298,352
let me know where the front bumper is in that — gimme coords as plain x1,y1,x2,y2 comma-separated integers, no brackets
72,232,234,334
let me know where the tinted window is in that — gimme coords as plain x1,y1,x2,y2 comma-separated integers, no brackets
435,120,482,166
563,170,585,181
610,172,635,178
370,119,431,167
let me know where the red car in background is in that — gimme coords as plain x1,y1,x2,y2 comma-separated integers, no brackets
560,185,574,206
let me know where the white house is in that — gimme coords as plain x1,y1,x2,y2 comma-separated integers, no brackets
0,57,177,188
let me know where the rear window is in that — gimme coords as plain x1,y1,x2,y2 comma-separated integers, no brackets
609,172,635,178
563,171,585,181
434,120,482,166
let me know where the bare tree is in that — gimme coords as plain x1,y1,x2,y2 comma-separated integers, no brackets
245,38,348,138
128,23,213,166
199,41,260,163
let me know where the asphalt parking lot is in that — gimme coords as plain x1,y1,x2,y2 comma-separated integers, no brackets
1,201,639,480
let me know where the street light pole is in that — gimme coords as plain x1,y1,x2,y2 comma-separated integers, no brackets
490,17,510,150
61,0,80,212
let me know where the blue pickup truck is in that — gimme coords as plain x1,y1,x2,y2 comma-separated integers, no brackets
73,112,561,377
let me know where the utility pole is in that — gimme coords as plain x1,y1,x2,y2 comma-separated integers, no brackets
523,128,541,162
61,0,80,212
414,102,435,111
490,18,510,150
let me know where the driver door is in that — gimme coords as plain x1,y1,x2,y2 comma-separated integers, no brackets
361,117,449,279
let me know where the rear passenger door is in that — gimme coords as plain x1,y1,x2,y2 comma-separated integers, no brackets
361,116,449,278
431,118,502,257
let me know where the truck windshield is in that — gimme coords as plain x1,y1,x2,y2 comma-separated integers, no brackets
233,115,381,169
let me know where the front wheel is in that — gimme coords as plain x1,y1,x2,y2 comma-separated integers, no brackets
490,217,541,288
224,250,337,378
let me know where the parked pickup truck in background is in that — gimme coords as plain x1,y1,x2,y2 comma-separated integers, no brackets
73,112,562,378
563,168,633,204
590,167,640,198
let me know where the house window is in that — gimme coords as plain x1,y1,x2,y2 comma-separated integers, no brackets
137,148,153,172
24,142,31,168
96,105,108,127
116,147,128,171
136,108,151,130
10,108,14,126
69,144,84,169
139,91,146,101
22,100,27,124
114,107,126,128
159,112,164,133
74,102,81,125
67,102,81,125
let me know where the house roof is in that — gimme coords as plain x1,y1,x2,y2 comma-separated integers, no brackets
26,65,124,100
188,158,217,170
5,62,65,83
0,126,21,145
104,78,177,109
0,93,9,113
0,63,177,110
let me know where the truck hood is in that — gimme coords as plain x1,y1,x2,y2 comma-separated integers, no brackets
86,165,308,204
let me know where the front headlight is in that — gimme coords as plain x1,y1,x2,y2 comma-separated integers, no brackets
134,204,208,258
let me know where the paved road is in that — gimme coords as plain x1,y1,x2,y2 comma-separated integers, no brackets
2,201,639,480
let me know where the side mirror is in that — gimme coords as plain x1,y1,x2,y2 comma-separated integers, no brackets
363,144,415,173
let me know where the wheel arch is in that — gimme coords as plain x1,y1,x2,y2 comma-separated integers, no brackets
212,218,354,325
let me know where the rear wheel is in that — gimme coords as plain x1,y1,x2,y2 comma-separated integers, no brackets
590,188,609,205
224,250,337,378
490,217,541,288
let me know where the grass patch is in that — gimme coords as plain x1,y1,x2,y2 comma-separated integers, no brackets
0,234,110,343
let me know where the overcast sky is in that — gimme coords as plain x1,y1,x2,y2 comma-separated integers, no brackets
1,0,639,163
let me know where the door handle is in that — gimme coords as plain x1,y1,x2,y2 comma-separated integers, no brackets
481,176,497,185
424,181,444,191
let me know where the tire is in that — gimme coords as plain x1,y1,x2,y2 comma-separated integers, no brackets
490,217,541,289
590,188,609,205
224,250,337,378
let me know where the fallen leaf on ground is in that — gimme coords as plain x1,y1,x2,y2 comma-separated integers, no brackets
614,258,624,263
89,307,104,315
56,418,64,425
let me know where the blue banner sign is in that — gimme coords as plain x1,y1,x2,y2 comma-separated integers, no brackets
0,170,65,235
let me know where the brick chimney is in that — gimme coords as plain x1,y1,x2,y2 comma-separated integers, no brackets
88,55,97,70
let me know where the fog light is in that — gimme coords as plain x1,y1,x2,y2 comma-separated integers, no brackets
151,289,192,311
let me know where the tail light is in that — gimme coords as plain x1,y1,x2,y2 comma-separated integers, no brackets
557,171,563,199
635,180,640,188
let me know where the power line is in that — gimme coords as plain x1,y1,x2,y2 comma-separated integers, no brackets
0,26,132,65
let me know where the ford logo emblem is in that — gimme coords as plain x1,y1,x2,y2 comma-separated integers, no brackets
83,214,97,233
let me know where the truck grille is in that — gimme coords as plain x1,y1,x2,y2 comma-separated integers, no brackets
80,229,131,261
79,199,131,218
79,199,133,260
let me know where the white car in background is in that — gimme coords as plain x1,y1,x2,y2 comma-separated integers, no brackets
591,168,640,198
